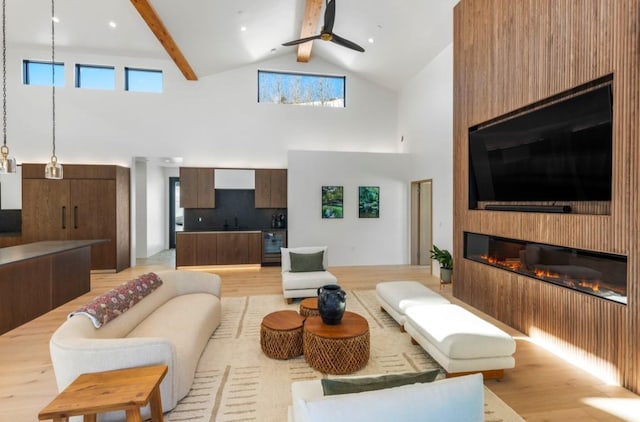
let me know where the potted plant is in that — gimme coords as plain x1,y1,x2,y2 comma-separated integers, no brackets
429,245,453,283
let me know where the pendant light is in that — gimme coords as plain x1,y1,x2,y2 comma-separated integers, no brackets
44,0,62,179
0,0,16,174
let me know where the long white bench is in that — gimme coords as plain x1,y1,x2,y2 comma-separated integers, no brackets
376,281,516,380
376,281,450,329
404,304,515,379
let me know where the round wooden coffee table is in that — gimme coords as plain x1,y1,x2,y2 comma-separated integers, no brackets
303,311,370,374
260,310,305,360
299,297,320,317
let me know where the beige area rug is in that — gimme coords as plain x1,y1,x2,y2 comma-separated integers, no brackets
165,290,524,422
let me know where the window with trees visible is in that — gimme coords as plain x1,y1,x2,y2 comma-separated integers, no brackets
125,67,163,93
23,60,65,86
75,65,115,90
258,70,345,107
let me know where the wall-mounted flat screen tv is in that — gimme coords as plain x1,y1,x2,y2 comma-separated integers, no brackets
468,83,613,208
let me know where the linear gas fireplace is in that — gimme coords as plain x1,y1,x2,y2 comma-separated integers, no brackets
464,232,627,304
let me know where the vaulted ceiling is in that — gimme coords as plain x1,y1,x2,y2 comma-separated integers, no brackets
7,0,458,91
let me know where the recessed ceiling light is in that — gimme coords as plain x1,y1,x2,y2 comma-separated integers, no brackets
52,16,60,23
240,26,247,32
368,38,374,44
108,21,117,28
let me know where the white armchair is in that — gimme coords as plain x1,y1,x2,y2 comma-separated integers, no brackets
281,246,337,303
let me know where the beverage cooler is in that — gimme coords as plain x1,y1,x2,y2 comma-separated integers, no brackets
262,230,287,264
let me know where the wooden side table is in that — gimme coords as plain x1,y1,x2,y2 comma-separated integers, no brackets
299,297,320,317
260,310,306,359
38,365,167,422
303,311,370,374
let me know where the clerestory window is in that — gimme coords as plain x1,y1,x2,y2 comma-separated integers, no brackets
258,70,345,107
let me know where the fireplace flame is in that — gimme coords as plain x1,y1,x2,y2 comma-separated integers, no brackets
534,269,557,278
477,255,607,295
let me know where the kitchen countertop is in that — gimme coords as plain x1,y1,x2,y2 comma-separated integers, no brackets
0,240,107,267
179,228,286,234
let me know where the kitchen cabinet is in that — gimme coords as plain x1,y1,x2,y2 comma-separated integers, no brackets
197,233,219,264
180,167,215,208
175,232,197,267
21,164,130,272
255,169,287,208
0,240,96,335
176,231,261,267
216,232,262,265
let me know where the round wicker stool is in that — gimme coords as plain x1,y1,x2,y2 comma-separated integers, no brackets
303,311,370,374
299,297,320,317
260,310,305,360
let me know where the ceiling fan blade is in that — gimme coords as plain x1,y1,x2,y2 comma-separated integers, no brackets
331,33,365,52
323,0,336,33
282,34,322,47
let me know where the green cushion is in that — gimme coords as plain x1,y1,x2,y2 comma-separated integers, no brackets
289,251,325,272
320,370,440,396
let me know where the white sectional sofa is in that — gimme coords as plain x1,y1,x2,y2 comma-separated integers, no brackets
288,373,484,422
281,246,337,303
49,270,222,421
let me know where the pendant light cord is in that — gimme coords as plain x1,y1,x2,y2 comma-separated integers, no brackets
50,0,56,158
2,0,7,148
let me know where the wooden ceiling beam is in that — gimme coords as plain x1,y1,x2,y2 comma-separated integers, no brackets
296,0,323,62
130,0,198,81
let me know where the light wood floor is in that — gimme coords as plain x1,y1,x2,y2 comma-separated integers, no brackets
2,250,639,421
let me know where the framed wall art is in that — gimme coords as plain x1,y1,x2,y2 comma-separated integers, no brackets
322,186,343,218
359,186,380,218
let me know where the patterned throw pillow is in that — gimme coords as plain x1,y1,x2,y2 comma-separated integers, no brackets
70,272,163,328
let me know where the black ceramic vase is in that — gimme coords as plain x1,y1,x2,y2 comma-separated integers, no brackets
317,284,346,325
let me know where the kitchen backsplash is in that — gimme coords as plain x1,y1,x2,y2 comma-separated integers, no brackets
183,189,286,231
0,209,21,233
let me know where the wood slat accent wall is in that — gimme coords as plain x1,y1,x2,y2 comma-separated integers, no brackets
453,0,640,391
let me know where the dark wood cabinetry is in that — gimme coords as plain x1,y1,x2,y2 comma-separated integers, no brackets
0,240,95,334
175,232,197,267
197,233,219,264
175,231,261,267
255,169,287,208
180,167,215,208
216,232,262,265
21,164,130,272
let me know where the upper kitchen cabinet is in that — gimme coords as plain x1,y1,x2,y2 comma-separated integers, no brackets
255,169,287,208
180,167,215,208
21,164,130,272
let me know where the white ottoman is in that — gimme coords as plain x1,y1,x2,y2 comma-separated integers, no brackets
376,281,450,328
404,304,516,379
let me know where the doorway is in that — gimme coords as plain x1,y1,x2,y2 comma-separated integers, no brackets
410,180,433,266
169,177,182,249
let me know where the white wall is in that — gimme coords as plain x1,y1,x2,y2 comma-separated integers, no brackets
7,47,401,263
145,162,165,257
288,150,411,266
399,44,454,275
5,40,457,268
134,159,171,258
0,166,21,209
8,47,399,168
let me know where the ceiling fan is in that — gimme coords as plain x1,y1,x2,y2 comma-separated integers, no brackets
282,0,365,53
